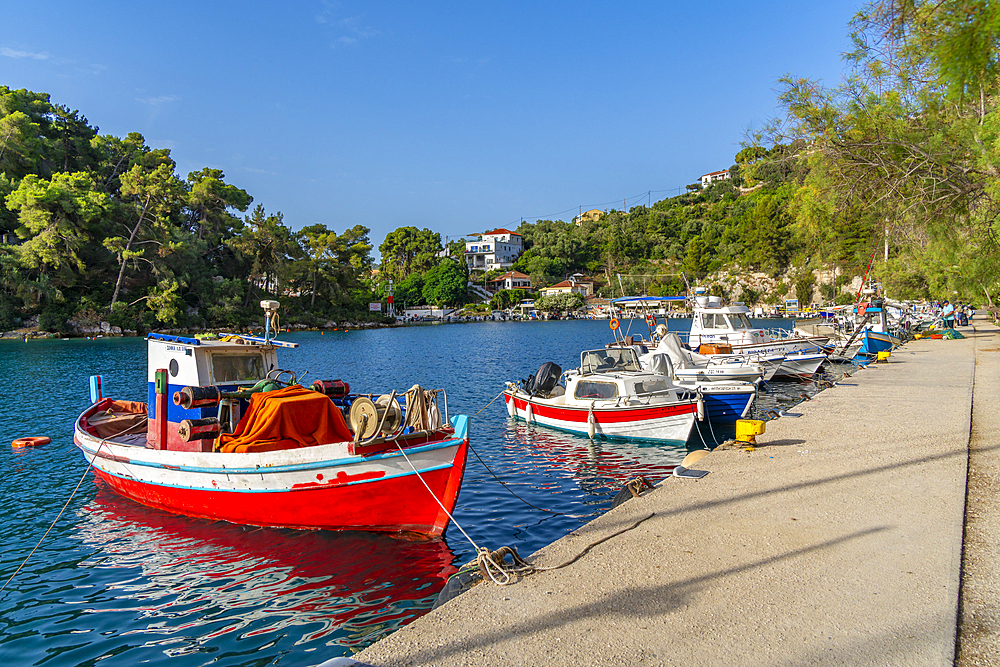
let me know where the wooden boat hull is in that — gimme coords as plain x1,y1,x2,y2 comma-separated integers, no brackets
74,406,470,537
858,330,900,357
504,390,696,443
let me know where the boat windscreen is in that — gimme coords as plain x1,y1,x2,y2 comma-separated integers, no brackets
632,379,671,395
574,380,619,400
727,313,754,329
580,347,641,373
211,353,266,383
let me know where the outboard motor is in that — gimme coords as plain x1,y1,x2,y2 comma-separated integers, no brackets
528,362,562,396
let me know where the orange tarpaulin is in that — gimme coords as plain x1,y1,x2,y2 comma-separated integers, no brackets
217,385,353,454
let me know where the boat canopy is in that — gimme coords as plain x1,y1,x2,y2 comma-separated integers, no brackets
610,296,686,304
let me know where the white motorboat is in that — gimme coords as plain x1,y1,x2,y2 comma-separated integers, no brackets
640,332,766,384
503,347,697,443
688,295,829,357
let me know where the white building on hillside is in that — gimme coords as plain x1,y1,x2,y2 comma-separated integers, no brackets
539,275,594,297
700,169,730,187
465,228,523,271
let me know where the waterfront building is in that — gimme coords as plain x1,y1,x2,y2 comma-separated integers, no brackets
489,271,533,292
539,274,594,297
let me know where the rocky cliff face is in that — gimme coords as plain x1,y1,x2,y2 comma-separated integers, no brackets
705,266,863,306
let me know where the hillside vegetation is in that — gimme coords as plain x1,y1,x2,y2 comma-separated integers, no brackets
0,86,383,334
4,0,998,332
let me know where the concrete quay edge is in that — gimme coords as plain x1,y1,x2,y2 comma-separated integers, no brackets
352,322,999,667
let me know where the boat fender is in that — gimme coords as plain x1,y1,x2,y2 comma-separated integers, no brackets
506,393,516,418
525,401,533,424
178,417,221,442
12,436,51,448
174,385,222,410
587,402,596,439
427,400,442,429
310,379,350,398
696,390,705,422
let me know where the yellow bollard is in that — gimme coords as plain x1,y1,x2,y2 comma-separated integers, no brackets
735,419,766,448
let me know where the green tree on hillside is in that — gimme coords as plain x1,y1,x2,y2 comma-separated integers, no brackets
422,259,467,307
379,226,442,282
108,162,186,307
774,0,1000,304
5,171,111,304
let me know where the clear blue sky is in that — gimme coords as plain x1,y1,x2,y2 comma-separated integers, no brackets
1,1,861,259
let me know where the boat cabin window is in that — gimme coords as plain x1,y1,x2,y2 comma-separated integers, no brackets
726,313,754,329
210,353,266,384
700,313,727,329
580,348,641,374
574,380,619,400
632,379,671,395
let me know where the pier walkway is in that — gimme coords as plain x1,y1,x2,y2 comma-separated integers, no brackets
354,322,1000,667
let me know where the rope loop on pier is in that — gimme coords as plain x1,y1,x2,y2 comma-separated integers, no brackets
476,545,535,585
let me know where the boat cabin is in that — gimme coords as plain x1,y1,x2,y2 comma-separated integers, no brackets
145,333,300,452
688,296,767,349
853,298,891,333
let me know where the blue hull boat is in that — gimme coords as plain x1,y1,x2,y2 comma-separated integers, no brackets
677,381,757,425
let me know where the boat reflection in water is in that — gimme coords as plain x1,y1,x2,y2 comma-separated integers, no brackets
503,421,687,497
75,484,456,658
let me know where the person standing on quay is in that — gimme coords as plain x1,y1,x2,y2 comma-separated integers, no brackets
942,300,955,328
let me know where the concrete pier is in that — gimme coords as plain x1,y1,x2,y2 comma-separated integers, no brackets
355,323,1000,667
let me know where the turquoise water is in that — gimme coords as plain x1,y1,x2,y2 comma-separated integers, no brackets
0,319,829,666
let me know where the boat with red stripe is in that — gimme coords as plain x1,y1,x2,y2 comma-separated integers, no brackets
504,347,697,443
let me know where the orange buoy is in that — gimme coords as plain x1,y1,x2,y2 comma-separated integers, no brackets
609,318,620,331
12,436,51,448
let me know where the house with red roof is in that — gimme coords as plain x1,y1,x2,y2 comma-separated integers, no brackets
539,274,594,297
700,169,730,187
465,228,523,270
488,270,532,292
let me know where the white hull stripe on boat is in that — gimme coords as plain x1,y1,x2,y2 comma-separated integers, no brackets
75,433,461,475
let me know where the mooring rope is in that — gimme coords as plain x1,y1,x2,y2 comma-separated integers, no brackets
393,440,481,552
0,438,107,595
475,389,505,416
468,443,565,515
454,511,659,586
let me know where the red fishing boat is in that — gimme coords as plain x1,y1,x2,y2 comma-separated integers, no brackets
73,301,470,536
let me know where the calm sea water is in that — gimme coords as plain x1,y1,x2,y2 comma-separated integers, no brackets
0,318,845,666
